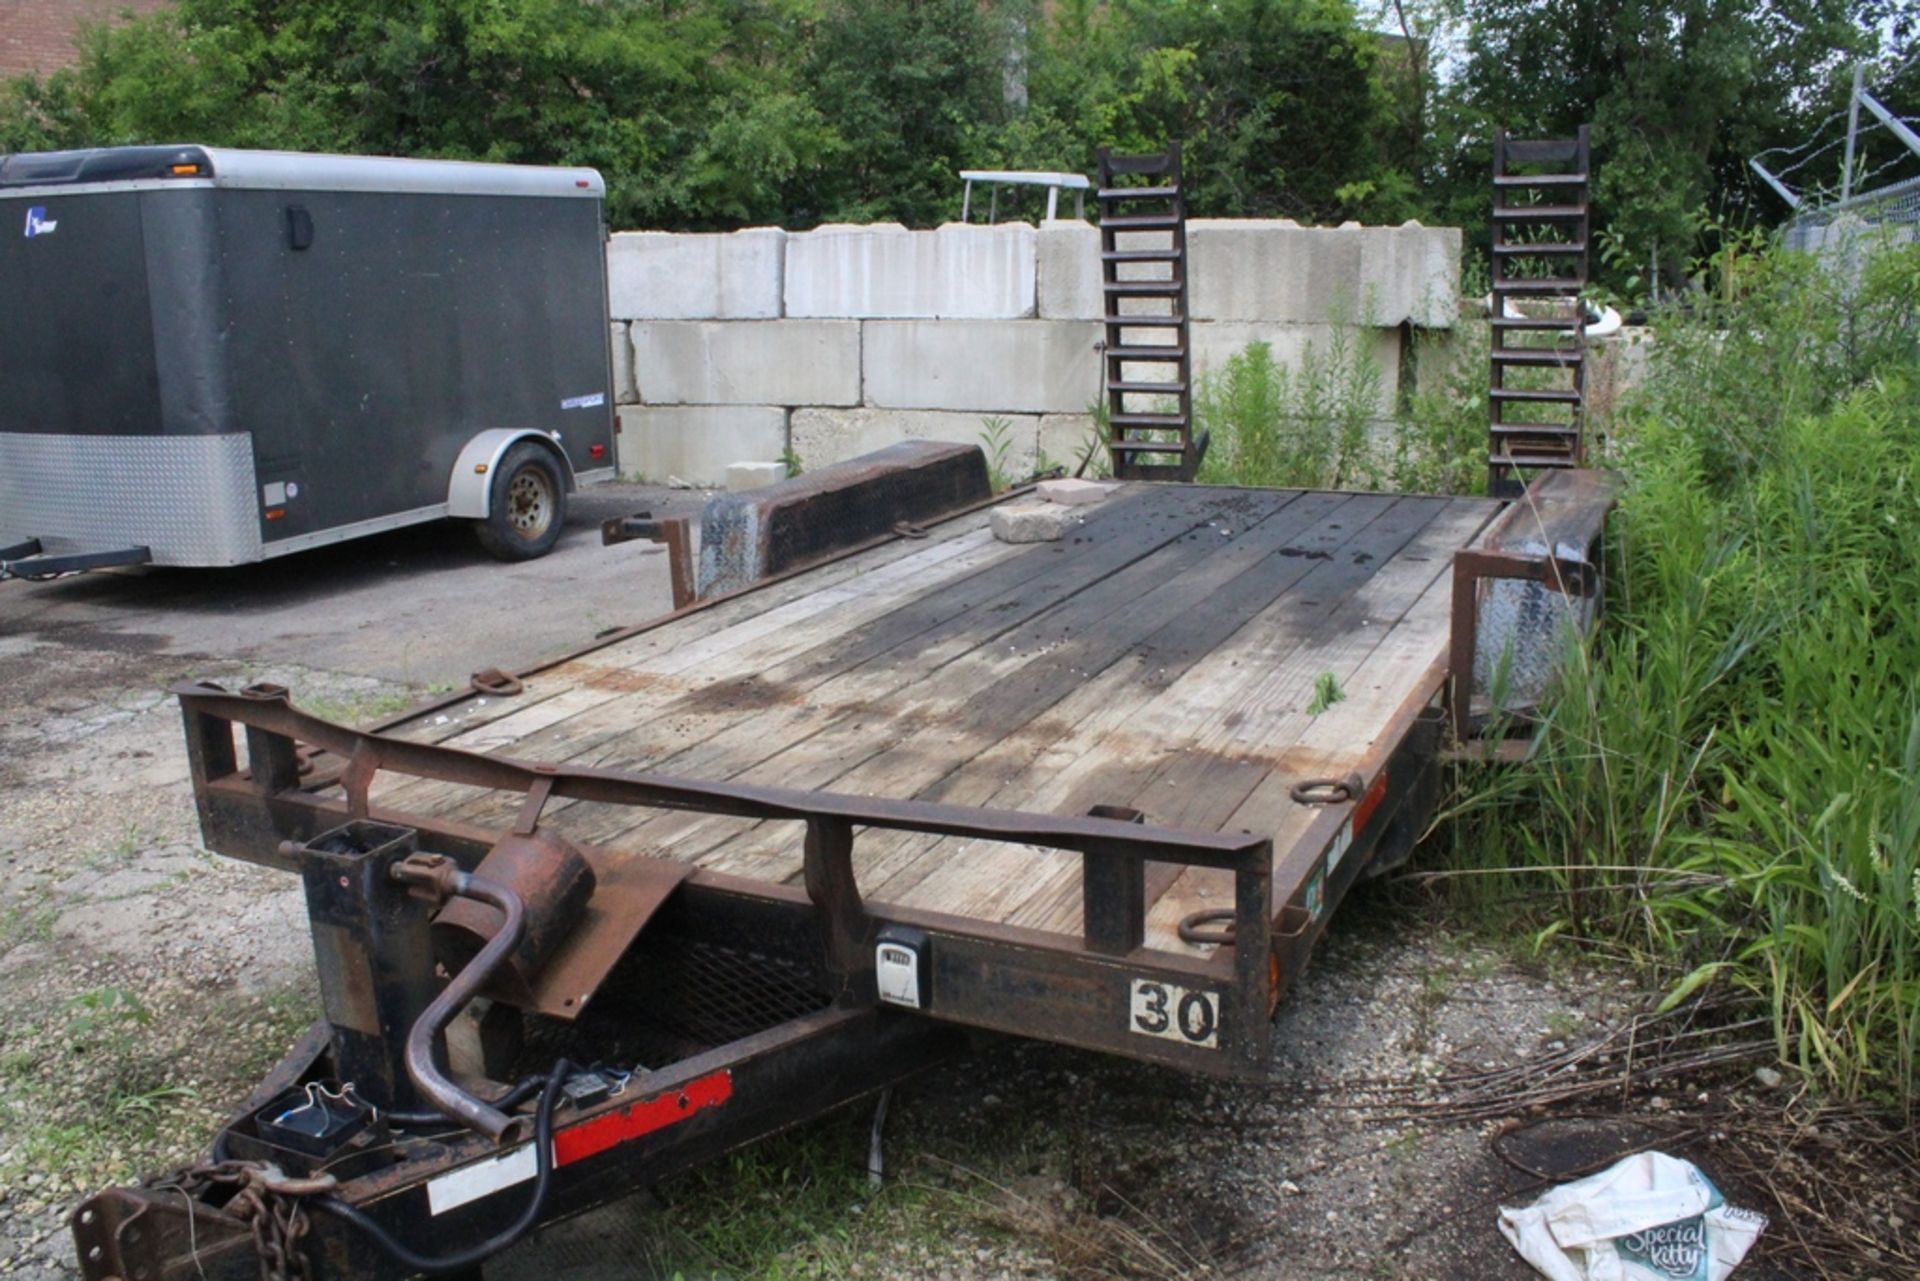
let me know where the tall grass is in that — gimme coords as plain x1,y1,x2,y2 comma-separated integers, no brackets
1193,321,1487,495
1447,235,1920,1113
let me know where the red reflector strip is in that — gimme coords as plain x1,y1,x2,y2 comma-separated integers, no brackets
553,1069,732,1167
1351,770,1388,837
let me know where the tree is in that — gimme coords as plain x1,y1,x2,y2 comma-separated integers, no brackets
0,0,837,230
1448,0,1880,289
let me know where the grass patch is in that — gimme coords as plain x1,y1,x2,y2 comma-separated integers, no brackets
300,688,423,726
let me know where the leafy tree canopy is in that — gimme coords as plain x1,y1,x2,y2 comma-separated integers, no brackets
0,0,1910,288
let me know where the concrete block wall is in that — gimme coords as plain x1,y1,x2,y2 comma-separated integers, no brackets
607,219,1461,485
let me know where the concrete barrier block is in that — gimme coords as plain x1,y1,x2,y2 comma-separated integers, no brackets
727,461,789,492
786,222,1037,318
863,320,1101,414
1038,413,1101,473
1186,322,1403,416
1187,220,1458,328
1358,222,1461,328
606,228,785,320
615,405,787,487
791,407,1040,476
1037,222,1101,319
609,323,636,403
632,320,860,406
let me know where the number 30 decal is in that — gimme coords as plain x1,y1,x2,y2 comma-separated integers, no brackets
1128,979,1220,1049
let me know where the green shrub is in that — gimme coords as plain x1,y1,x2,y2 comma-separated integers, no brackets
1193,329,1383,490
1447,236,1920,1113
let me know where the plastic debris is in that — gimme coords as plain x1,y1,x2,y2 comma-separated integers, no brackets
1498,1151,1766,1281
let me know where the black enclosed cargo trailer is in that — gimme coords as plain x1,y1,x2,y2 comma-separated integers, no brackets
69,455,1617,1281
0,145,616,577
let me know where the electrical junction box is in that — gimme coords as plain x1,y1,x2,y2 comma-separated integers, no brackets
874,925,929,1009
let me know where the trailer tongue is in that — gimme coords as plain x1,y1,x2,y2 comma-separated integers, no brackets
70,458,1614,1281
0,537,150,580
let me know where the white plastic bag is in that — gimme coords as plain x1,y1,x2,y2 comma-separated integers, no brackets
1498,1151,1767,1281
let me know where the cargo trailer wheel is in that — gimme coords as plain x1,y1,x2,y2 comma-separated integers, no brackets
475,442,566,561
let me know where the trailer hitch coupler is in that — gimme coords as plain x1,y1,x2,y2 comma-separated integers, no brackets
391,855,532,1142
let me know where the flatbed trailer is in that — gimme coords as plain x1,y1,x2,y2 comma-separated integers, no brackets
73,468,1614,1281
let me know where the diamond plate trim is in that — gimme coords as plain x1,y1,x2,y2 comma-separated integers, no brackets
0,432,260,566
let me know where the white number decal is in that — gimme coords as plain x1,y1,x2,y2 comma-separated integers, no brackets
1128,979,1219,1049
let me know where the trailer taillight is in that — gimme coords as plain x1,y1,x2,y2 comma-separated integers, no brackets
589,443,606,460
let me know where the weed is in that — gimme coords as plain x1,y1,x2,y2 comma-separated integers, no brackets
1545,1010,1582,1040
779,444,804,478
66,986,151,1044
1306,671,1346,717
979,416,1020,492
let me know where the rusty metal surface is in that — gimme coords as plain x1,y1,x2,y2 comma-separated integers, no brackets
600,512,695,609
389,852,533,1140
192,683,1266,868
433,830,597,1010
177,681,1275,1063
695,442,993,598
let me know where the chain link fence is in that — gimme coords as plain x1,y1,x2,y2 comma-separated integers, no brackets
1783,176,1920,253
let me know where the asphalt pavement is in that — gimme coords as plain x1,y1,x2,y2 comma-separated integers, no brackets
0,481,703,688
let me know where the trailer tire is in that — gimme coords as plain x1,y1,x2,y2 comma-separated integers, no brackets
475,442,567,561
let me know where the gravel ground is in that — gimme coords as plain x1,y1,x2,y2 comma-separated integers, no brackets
0,515,1840,1281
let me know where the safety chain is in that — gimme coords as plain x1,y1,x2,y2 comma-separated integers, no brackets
163,1160,338,1281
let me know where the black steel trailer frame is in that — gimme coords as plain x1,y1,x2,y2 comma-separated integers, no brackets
71,472,1614,1281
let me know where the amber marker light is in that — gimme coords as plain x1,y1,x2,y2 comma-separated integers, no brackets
170,163,201,176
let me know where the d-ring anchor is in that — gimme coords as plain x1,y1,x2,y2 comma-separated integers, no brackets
471,667,525,697
1289,773,1363,806
1178,908,1236,946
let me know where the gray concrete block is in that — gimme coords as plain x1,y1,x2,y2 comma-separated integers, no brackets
790,407,1040,477
1037,222,1101,319
1037,478,1112,506
606,229,784,320
615,405,787,488
1186,220,1459,328
1038,413,1102,475
990,501,1078,543
862,320,1101,414
1186,322,1404,416
727,461,789,492
785,222,1037,318
610,322,636,403
631,320,860,407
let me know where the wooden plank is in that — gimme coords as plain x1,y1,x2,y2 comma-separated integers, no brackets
370,522,1017,817
378,506,1002,749
1137,497,1500,951
546,486,1309,865
678,487,1355,886
389,484,1268,837
896,495,1465,928
849,491,1418,909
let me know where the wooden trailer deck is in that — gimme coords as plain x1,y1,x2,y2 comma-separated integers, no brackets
370,482,1502,957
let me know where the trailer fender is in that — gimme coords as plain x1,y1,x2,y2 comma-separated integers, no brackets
448,430,576,519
